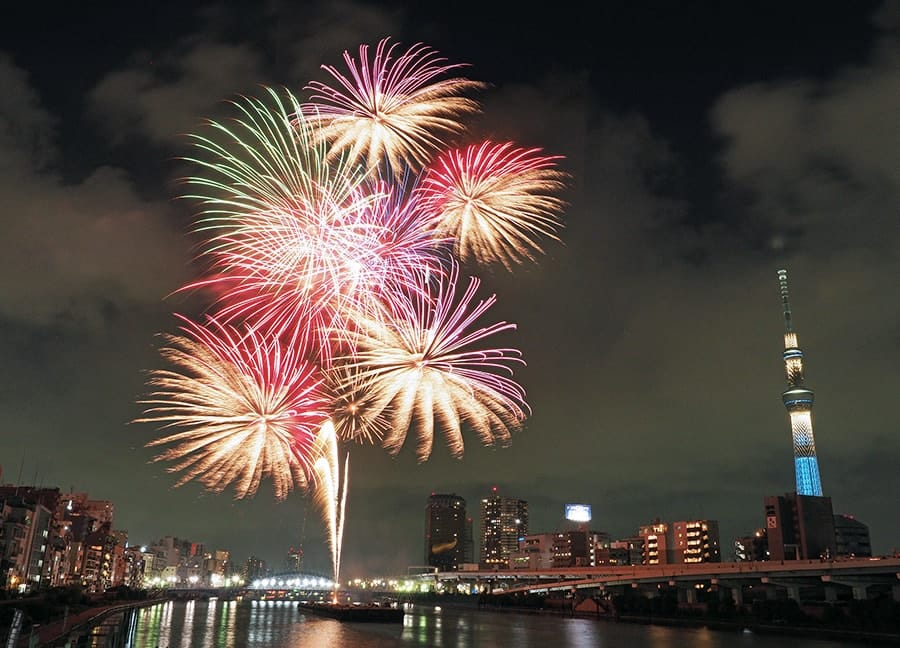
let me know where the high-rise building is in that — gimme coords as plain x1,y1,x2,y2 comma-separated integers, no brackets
777,269,823,496
671,519,721,563
601,536,644,566
638,520,669,565
480,488,527,568
0,496,52,592
463,517,474,564
510,533,555,570
425,493,467,571
244,556,266,582
833,514,872,557
734,528,768,562
286,546,303,572
121,546,146,588
638,519,721,564
765,492,836,560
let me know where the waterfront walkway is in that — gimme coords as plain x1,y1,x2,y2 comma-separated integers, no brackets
21,600,160,647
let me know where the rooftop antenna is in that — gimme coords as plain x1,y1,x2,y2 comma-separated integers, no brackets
777,268,793,332
14,450,24,495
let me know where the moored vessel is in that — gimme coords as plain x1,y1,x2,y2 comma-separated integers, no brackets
298,601,405,622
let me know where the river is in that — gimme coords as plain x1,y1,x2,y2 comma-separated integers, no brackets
113,599,871,648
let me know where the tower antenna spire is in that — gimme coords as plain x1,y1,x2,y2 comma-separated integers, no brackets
777,268,792,332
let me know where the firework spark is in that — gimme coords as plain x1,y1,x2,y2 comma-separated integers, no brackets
302,38,484,174
136,316,329,500
417,141,567,269
337,263,529,461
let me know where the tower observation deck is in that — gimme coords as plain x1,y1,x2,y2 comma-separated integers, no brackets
777,269,823,496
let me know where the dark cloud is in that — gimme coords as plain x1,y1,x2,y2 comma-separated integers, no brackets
0,54,56,172
90,40,266,145
711,21,900,254
0,57,189,328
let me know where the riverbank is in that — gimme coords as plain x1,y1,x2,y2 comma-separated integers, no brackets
21,598,164,647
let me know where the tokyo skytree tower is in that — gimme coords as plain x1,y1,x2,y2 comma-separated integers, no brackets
777,269,823,496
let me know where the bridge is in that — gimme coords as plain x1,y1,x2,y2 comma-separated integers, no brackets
414,557,900,605
158,559,900,607
161,572,337,600
245,573,336,592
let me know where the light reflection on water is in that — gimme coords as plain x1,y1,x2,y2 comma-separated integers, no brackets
126,600,872,648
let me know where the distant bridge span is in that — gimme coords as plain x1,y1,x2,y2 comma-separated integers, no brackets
421,557,900,601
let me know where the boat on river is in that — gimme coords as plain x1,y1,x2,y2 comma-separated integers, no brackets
298,601,405,622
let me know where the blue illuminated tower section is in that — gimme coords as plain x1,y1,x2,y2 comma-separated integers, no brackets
777,269,823,496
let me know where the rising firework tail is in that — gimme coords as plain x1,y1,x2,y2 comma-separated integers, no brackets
311,421,349,590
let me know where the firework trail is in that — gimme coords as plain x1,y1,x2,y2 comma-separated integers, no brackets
417,141,567,269
302,38,484,175
136,315,329,500
311,419,349,597
337,262,529,462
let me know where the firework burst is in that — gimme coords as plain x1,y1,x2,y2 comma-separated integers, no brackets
180,87,373,352
136,316,329,500
417,141,567,269
302,38,484,174
337,262,529,461
181,89,454,359
137,41,568,586
334,173,450,318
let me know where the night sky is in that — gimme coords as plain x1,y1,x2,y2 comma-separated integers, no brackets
1,1,898,577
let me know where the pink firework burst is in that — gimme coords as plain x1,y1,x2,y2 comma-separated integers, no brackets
335,174,450,320
417,141,567,269
135,315,330,500
180,88,375,357
336,262,529,461
302,38,484,174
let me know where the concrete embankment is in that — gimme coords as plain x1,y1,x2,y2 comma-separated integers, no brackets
29,598,168,647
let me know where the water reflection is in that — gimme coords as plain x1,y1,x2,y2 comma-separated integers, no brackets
126,600,872,648
562,618,602,648
180,599,195,648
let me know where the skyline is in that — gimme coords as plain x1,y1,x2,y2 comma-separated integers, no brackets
1,0,899,576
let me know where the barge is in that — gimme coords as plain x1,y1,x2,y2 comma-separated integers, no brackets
298,601,405,623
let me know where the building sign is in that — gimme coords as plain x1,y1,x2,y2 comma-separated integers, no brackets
565,504,592,523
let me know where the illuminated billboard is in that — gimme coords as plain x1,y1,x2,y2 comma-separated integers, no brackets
565,504,592,523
